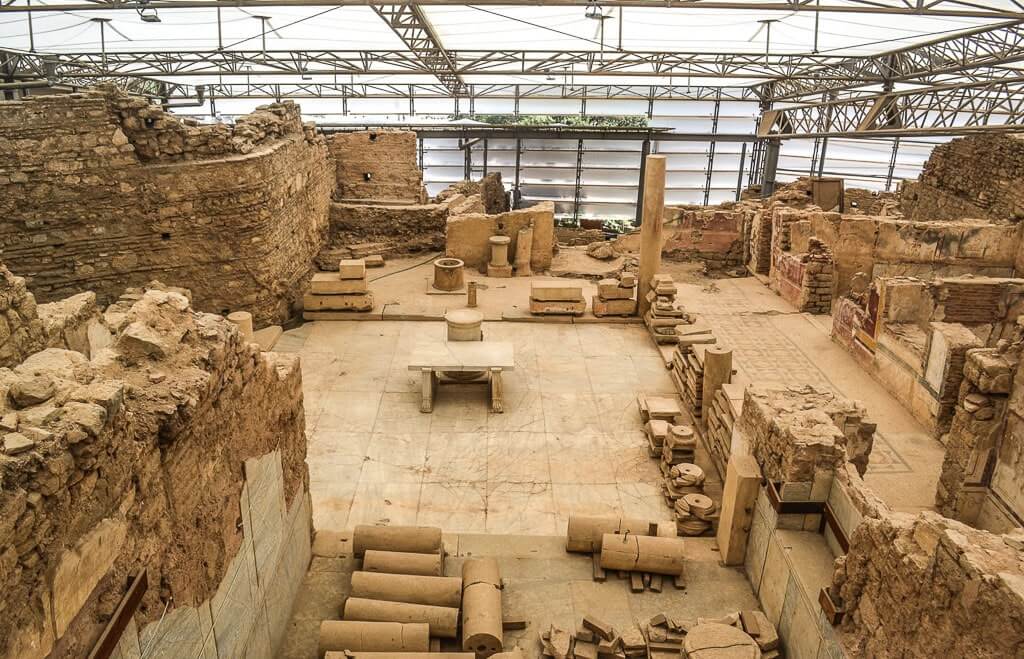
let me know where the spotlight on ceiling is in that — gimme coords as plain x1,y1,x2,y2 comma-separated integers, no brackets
137,4,161,22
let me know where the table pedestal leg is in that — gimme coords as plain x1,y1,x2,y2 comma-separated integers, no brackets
420,367,436,413
490,367,504,413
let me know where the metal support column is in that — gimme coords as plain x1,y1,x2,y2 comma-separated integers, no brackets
885,137,901,191
418,137,425,171
513,137,522,209
760,138,781,198
482,139,488,176
463,139,471,180
735,142,747,201
703,92,721,205
635,138,651,225
572,138,584,224
816,137,828,177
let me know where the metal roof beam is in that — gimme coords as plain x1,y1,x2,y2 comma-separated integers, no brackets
371,3,465,95
1,0,1022,18
766,20,1024,101
758,75,1024,137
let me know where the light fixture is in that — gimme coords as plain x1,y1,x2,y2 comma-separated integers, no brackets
137,1,160,22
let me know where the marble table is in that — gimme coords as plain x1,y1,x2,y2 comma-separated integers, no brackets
408,341,515,413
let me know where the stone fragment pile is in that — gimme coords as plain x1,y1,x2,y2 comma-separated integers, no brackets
305,258,375,316
592,272,637,317
540,611,778,658
643,274,688,344
670,336,715,419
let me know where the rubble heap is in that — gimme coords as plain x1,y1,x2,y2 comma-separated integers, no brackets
0,274,307,658
643,274,689,344
833,511,1024,658
541,611,778,659
738,384,875,485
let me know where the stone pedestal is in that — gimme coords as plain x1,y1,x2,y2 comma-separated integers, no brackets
487,235,513,278
445,308,483,342
514,226,533,276
433,257,465,291
226,311,254,341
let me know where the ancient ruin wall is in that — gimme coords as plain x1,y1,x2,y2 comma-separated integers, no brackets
326,130,423,202
0,88,334,327
789,212,1019,296
834,511,1024,658
318,201,449,266
447,202,556,272
900,134,1024,223
0,280,308,658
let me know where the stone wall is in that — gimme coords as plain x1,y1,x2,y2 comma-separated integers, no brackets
833,511,1024,658
738,384,874,483
660,206,748,268
318,201,449,266
326,130,423,202
769,236,834,313
936,346,1015,525
0,280,309,659
0,87,334,327
900,134,1024,223
789,212,1020,296
446,202,556,272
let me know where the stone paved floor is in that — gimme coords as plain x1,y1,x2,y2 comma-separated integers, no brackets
278,320,681,535
679,275,944,514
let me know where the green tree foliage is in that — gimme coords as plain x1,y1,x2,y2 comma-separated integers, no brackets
454,114,648,128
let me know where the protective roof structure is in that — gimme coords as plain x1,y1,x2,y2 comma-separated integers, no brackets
2,0,1024,136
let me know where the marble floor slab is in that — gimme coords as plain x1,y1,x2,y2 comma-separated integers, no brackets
280,321,677,534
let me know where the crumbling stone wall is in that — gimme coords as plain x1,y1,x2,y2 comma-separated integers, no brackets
900,134,1024,223
937,346,1015,523
326,130,423,202
0,87,334,327
790,212,1019,296
446,202,556,272
0,280,308,659
770,236,834,313
318,201,449,266
833,511,1024,658
738,384,875,483
661,206,748,268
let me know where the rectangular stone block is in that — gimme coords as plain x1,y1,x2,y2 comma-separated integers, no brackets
311,273,367,295
338,259,367,280
529,298,586,316
303,292,374,312
531,281,584,301
591,296,636,317
597,279,633,300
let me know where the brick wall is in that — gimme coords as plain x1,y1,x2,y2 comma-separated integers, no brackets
0,88,334,327
662,206,748,268
326,130,423,202
0,284,308,659
900,134,1024,223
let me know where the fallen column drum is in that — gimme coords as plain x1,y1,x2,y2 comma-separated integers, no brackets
598,533,686,576
350,571,463,608
461,558,503,657
363,549,443,577
565,515,658,553
318,621,429,655
344,598,459,639
353,525,443,557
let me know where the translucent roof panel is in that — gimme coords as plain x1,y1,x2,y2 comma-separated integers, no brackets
424,6,996,54
0,6,409,52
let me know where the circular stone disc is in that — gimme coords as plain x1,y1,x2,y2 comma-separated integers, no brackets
684,623,761,659
445,308,484,327
489,235,512,245
682,493,715,515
